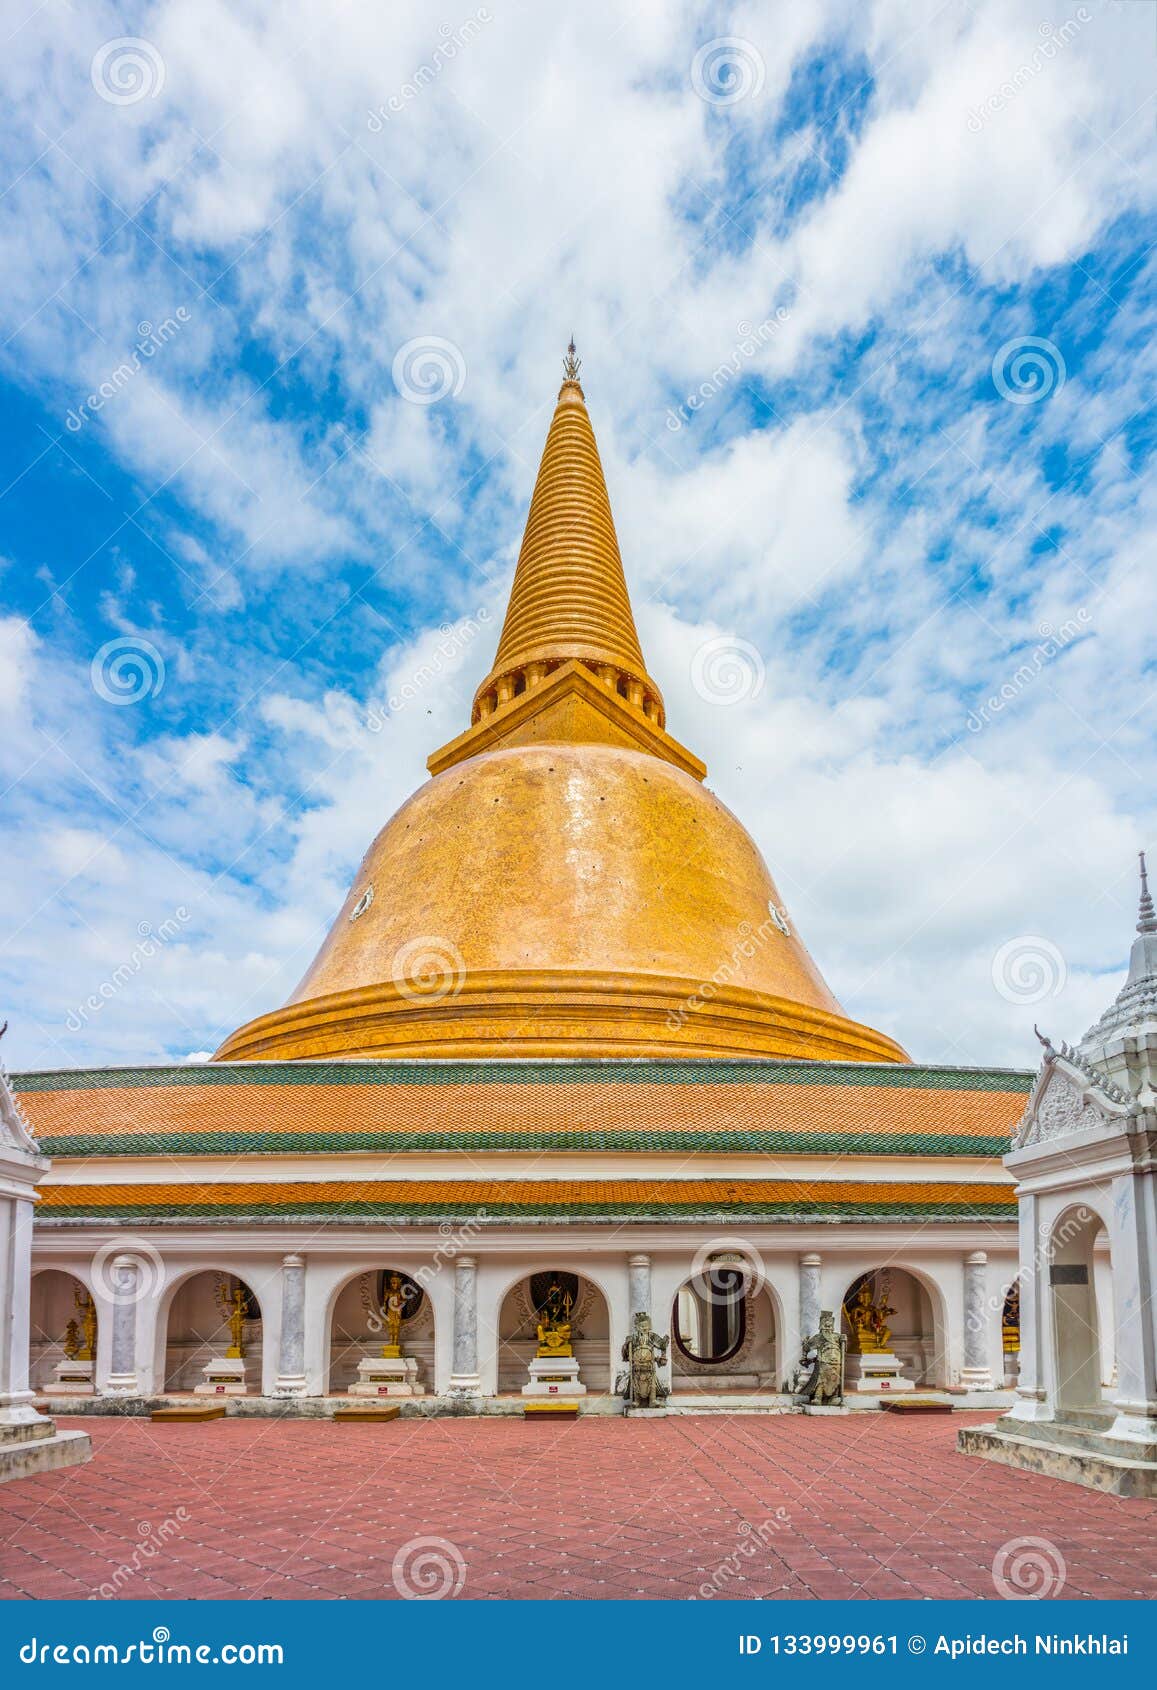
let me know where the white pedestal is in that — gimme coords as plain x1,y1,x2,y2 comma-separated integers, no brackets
51,1359,95,1396
522,1356,587,1400
844,1352,914,1395
195,1356,249,1397
348,1355,426,1398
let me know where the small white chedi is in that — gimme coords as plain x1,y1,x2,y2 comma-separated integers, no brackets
961,856,1157,1495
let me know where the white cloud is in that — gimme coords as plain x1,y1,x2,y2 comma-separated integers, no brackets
0,0,1153,1071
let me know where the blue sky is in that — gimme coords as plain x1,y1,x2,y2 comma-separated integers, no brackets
0,0,1154,1070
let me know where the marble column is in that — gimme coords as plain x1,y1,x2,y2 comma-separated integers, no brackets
1107,1169,1157,1444
961,1250,994,1391
448,1255,482,1395
1007,1193,1049,1422
799,1253,822,1346
104,1256,140,1396
0,1198,43,1432
274,1253,308,1397
628,1254,651,1323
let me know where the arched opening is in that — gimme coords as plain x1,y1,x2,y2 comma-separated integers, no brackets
162,1271,262,1395
497,1270,611,1394
327,1268,434,1395
841,1267,942,1389
1001,1278,1021,1386
1049,1205,1109,1416
29,1269,96,1394
670,1269,778,1392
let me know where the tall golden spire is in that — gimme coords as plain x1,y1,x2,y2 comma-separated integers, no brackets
470,342,664,726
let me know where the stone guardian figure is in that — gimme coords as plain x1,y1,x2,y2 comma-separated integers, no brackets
800,1309,846,1406
618,1311,670,1409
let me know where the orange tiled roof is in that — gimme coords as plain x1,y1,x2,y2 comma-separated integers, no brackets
15,1057,1030,1158
37,1176,1016,1222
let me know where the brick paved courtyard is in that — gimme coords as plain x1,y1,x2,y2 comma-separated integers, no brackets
1,1413,1155,1602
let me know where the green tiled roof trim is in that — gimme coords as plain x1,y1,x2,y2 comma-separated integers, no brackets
39,1196,1014,1222
34,1129,1010,1157
14,1057,1034,1093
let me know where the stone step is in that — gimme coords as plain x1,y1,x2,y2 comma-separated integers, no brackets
959,1423,1157,1498
1003,1414,1157,1464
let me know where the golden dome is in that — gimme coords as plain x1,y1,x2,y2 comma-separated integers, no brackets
215,348,906,1066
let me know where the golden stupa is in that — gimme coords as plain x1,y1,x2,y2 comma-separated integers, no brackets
216,346,906,1065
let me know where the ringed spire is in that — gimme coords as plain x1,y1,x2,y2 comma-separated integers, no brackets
471,341,664,727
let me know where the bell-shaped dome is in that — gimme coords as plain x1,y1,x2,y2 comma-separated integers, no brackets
215,347,906,1066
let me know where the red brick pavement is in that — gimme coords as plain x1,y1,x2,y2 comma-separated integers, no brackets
0,1413,1154,1602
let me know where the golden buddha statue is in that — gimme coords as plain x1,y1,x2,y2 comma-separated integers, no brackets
74,1285,97,1361
62,1318,81,1361
381,1272,405,1359
844,1278,894,1355
215,1279,248,1359
535,1279,574,1358
1002,1281,1020,1354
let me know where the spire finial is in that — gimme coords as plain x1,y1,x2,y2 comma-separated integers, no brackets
563,336,581,383
1139,850,1156,935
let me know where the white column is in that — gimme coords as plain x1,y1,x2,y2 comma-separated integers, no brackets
799,1252,822,1345
1107,1169,1157,1443
1006,1192,1050,1423
961,1250,994,1390
628,1254,651,1323
448,1255,482,1395
0,1196,48,1431
104,1256,140,1396
274,1253,308,1397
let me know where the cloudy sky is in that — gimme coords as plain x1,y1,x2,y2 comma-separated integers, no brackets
0,0,1153,1072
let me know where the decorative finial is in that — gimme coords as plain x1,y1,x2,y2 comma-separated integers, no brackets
563,337,581,383
1139,850,1156,935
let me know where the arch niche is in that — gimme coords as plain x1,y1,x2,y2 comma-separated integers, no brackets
670,1265,778,1392
161,1270,263,1393
1048,1204,1112,1414
497,1270,611,1394
326,1268,435,1394
840,1267,945,1387
29,1269,95,1392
